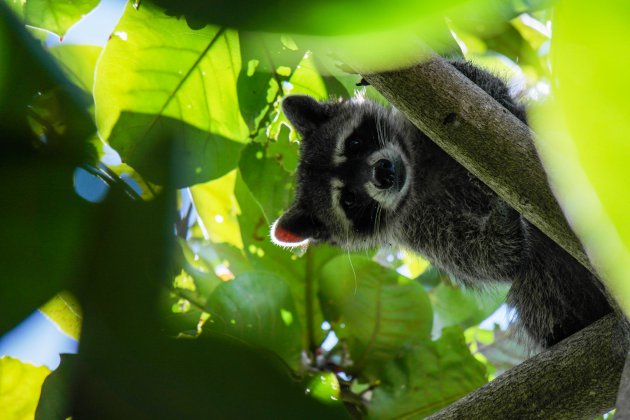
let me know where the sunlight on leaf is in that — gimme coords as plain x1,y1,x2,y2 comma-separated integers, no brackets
40,292,82,340
95,2,248,185
191,170,243,248
0,357,51,420
24,0,99,37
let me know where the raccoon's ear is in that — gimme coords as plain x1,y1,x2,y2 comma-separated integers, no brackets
270,207,326,247
282,95,331,137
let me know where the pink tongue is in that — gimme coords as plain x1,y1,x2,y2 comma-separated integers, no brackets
275,226,305,243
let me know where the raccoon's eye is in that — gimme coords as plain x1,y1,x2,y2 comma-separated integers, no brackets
346,138,362,152
342,191,356,207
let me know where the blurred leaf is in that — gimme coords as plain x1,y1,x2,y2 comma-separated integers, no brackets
0,356,51,420
146,0,469,35
70,184,346,418
368,327,487,419
4,0,24,17
108,112,243,187
95,2,248,184
35,354,77,420
190,170,243,248
319,256,433,375
40,292,82,340
0,4,94,334
203,272,303,370
532,1,630,313
24,0,98,37
237,32,304,131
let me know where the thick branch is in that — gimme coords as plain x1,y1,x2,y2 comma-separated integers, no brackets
360,54,594,275
428,314,625,419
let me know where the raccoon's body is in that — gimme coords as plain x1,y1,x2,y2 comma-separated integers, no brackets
271,60,611,348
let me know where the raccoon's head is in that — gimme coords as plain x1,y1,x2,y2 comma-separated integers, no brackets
271,94,416,250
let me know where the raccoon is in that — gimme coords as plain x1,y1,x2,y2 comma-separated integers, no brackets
270,60,612,348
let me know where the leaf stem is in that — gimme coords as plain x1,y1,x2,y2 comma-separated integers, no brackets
305,250,317,358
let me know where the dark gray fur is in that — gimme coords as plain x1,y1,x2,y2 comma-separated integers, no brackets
274,60,611,348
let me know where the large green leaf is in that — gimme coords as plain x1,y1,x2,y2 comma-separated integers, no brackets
94,2,248,186
532,1,630,313
0,356,51,420
49,44,102,95
368,327,487,419
108,111,243,187
204,272,303,370
23,0,99,37
319,256,433,375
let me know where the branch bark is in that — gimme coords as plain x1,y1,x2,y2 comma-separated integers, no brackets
428,314,624,419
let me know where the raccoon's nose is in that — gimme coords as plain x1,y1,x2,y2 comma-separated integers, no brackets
372,159,395,189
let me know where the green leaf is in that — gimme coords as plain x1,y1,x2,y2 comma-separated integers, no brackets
108,111,243,187
237,32,304,131
239,142,294,223
532,1,630,314
35,354,77,420
24,0,98,37
234,172,344,349
190,170,243,248
319,256,433,375
203,272,303,370
368,327,487,419
49,44,102,95
94,3,248,184
40,292,82,340
0,356,51,420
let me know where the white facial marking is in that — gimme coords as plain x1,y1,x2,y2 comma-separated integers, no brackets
333,114,361,166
